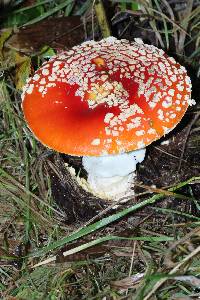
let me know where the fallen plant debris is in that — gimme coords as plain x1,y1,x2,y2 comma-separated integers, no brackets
5,16,85,54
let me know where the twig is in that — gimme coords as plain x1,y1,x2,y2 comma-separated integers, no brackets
94,0,111,37
126,241,137,295
153,145,187,162
92,0,95,40
134,182,195,201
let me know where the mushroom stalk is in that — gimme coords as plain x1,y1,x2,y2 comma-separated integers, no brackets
82,149,146,199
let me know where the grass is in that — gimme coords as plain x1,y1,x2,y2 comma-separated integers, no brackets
1,0,200,299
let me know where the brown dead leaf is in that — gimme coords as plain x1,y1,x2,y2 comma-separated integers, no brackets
56,244,108,263
174,275,200,288
111,273,145,290
5,16,85,54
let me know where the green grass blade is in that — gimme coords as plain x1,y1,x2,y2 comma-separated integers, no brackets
22,0,74,27
152,207,200,221
32,235,174,267
29,176,200,257
12,0,54,13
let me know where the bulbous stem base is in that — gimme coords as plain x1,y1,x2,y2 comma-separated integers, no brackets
82,149,146,200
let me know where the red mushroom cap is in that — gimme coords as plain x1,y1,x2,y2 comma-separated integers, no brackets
22,37,192,156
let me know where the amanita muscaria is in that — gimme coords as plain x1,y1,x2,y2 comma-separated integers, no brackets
22,37,193,200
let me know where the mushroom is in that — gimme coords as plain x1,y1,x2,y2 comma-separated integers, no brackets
22,37,192,200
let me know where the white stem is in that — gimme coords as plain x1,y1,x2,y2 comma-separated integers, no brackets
82,149,146,200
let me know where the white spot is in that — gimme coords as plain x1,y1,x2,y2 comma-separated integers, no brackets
91,139,100,146
177,84,184,92
38,86,44,93
149,101,157,108
158,109,164,120
168,57,176,64
168,89,175,96
186,76,191,85
162,100,172,108
112,130,119,136
42,69,49,76
161,140,170,145
137,141,145,148
171,75,177,82
147,128,156,134
25,83,35,95
40,78,46,85
136,130,145,136
134,38,144,44
158,62,166,72
163,126,171,134
33,74,40,81
170,113,176,119
188,99,196,106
